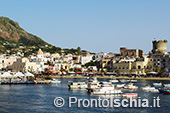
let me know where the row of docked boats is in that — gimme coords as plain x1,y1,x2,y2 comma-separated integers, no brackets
68,77,138,98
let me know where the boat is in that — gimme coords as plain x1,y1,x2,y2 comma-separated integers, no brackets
164,84,170,88
109,79,119,83
92,84,122,95
142,85,156,91
122,93,138,98
124,83,138,90
50,79,61,83
119,79,130,83
87,77,100,93
116,84,126,89
149,89,159,93
130,80,138,83
163,89,170,94
68,82,87,89
153,82,162,87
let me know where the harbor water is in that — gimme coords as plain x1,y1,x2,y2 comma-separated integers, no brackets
0,78,170,113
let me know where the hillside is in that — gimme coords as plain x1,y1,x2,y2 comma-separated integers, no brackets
0,16,61,55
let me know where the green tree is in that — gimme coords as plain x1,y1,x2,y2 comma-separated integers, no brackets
77,47,81,55
115,69,120,77
159,68,165,78
74,68,78,76
100,68,105,76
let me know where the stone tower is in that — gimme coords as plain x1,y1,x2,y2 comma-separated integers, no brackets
152,40,168,54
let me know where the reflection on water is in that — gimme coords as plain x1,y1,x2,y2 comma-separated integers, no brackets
0,79,169,113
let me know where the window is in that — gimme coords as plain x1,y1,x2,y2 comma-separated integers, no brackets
119,67,121,69
126,66,129,69
138,65,141,69
147,66,149,69
122,67,125,69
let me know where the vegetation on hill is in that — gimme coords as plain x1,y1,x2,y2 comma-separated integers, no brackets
0,16,89,56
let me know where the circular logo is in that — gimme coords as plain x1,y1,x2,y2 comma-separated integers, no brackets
54,97,65,107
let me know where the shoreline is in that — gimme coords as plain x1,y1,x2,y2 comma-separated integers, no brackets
51,76,170,81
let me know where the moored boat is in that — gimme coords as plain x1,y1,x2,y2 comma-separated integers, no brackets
164,84,170,88
163,89,170,94
109,79,119,83
142,85,156,91
92,84,122,95
153,82,162,87
68,82,87,89
50,79,61,83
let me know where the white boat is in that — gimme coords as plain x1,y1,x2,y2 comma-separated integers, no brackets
153,83,162,87
123,83,138,90
109,79,119,83
51,79,61,83
130,80,138,83
92,84,122,95
119,79,130,83
116,84,126,88
68,82,87,89
87,77,100,93
149,89,159,93
142,85,156,91
164,84,170,88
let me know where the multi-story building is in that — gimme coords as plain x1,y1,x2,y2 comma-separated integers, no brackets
120,47,144,58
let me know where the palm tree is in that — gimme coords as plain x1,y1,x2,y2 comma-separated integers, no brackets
129,69,133,77
159,68,165,78
74,68,78,76
100,68,105,76
115,69,120,77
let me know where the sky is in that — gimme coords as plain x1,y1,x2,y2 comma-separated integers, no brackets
0,0,170,53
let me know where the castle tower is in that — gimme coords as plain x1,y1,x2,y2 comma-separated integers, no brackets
152,40,168,54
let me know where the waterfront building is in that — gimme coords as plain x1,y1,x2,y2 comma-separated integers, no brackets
80,51,93,65
120,47,144,58
8,58,36,72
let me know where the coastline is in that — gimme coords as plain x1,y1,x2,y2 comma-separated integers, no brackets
51,75,170,81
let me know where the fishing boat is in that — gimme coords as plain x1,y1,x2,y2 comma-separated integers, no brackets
116,84,126,89
163,89,170,94
130,80,138,83
142,85,156,91
158,88,167,93
122,93,138,98
124,83,138,90
149,89,159,93
92,84,122,95
50,79,61,83
87,77,100,93
164,84,170,88
109,79,119,83
68,82,87,89
119,79,130,83
153,82,162,87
